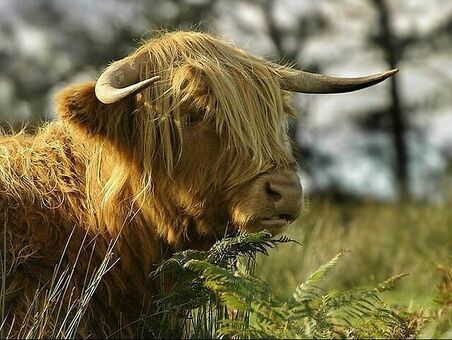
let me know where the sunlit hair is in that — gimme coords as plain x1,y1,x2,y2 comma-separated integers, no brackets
135,32,295,184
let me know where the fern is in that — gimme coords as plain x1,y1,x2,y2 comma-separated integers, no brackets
152,231,424,339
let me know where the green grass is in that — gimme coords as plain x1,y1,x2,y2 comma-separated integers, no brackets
257,198,451,305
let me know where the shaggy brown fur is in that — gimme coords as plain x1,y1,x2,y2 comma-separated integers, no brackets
0,31,299,337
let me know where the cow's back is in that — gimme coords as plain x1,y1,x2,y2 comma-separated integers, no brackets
0,122,89,248
0,123,94,336
0,122,160,337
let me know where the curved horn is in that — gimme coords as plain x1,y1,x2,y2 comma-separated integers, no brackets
95,60,160,104
280,68,398,94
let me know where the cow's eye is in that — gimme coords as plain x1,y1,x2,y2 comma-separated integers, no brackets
185,114,204,126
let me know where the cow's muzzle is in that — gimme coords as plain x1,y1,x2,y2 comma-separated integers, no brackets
256,170,303,229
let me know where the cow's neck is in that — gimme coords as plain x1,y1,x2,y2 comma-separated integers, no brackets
67,122,216,268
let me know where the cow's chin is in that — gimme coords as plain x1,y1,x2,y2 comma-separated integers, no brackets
228,199,301,236
244,223,289,236
241,217,293,235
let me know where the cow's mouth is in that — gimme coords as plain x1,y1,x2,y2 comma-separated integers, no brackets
257,214,294,228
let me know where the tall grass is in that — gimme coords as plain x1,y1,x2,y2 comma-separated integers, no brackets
0,229,119,338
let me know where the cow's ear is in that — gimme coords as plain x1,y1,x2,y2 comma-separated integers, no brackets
55,82,134,140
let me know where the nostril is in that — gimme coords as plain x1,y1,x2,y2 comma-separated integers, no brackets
266,182,282,201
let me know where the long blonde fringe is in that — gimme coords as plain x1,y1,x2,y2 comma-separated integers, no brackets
135,32,295,184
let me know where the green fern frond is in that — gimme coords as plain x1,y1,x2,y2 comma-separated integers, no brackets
293,251,347,303
218,320,274,339
375,273,409,292
206,232,294,267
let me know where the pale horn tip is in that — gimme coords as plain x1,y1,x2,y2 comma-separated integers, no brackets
385,68,399,77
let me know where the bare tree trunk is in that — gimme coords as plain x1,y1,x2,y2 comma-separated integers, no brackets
371,0,409,200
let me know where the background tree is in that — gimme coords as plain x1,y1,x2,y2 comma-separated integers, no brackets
370,0,409,200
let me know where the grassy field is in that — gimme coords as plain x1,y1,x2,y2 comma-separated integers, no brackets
2,198,450,338
257,198,451,308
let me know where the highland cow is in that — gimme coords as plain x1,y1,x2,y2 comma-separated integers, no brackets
0,31,397,337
